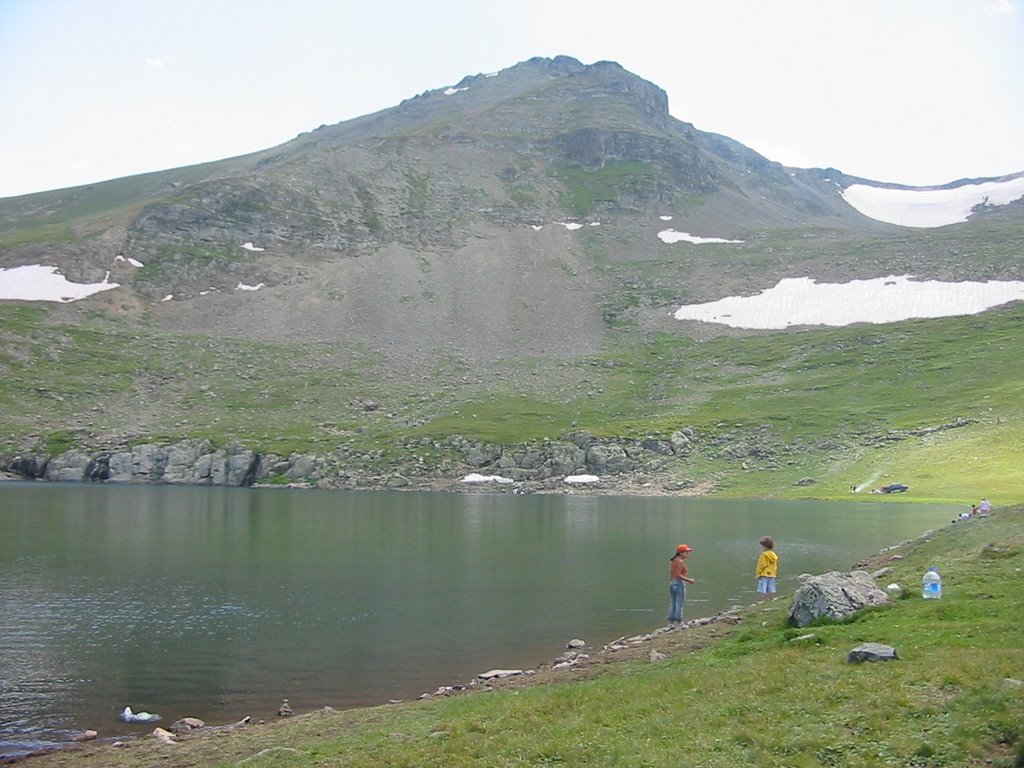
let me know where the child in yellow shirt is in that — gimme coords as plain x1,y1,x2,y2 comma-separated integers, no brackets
755,536,778,601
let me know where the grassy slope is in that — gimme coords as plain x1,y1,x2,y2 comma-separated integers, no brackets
2,190,1022,500
0,154,263,249
31,507,1024,768
2,299,1022,503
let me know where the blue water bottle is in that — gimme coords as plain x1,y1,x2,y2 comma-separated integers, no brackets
922,567,942,599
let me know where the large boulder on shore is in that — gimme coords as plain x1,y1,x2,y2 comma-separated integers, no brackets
787,570,889,627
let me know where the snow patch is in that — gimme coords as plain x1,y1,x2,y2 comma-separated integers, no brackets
236,282,265,292
462,473,514,485
240,242,265,252
0,264,120,303
564,474,600,485
532,221,600,232
841,176,1024,228
444,86,469,95
659,215,673,221
658,229,744,245
673,275,1024,329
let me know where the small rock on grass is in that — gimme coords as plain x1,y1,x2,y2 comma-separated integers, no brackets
846,642,898,663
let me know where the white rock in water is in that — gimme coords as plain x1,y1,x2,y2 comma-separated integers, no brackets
120,706,161,723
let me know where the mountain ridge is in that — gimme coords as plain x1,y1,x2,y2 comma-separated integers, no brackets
1,55,1022,497
1,57,896,297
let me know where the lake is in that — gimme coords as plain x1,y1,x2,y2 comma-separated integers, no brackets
0,482,956,758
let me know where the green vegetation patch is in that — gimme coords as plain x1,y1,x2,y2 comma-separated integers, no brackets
552,161,653,217
0,155,253,248
404,170,431,217
2,294,1022,504
132,243,254,288
418,397,588,444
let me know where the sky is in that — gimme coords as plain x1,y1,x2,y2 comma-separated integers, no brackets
1,0,1023,198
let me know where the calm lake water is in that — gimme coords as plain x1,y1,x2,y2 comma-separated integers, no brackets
0,482,956,758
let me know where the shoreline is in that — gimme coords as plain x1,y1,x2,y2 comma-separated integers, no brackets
0,468,717,497
3,605,758,765
6,513,956,766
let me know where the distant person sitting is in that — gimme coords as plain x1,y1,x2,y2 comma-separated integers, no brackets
978,498,992,515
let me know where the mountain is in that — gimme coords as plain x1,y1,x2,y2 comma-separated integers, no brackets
2,56,1023,498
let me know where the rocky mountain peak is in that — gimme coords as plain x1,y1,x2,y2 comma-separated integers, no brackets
577,59,670,124
0,55,895,324
499,56,669,126
519,54,587,76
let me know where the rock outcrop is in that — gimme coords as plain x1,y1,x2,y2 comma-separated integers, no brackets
2,429,699,491
787,570,889,628
13,440,259,487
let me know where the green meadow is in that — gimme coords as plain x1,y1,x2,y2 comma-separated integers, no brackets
2,298,1021,504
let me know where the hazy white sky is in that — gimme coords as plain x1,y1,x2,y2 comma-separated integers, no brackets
1,0,1022,198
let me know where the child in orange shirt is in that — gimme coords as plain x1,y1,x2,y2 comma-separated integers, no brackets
667,544,695,624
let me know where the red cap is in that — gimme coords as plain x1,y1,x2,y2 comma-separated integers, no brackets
676,544,693,553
